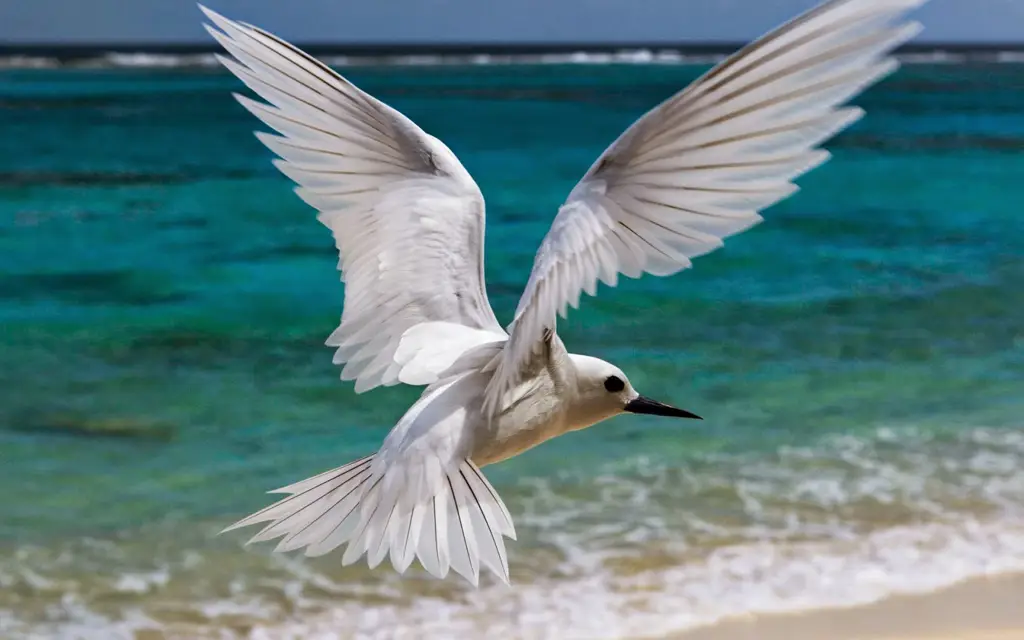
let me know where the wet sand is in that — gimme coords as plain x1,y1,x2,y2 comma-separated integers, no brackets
672,573,1024,640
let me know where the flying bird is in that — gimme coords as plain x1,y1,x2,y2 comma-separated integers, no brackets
202,0,926,586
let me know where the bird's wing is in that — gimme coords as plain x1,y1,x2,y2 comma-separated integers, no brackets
202,7,506,393
484,0,924,412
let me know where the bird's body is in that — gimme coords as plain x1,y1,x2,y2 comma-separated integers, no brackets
201,0,929,586
465,340,627,467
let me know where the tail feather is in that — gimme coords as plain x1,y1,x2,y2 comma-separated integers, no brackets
220,457,372,535
445,475,480,584
392,501,426,572
465,462,515,537
458,463,509,579
415,496,445,578
221,455,516,585
267,455,372,494
303,489,367,558
275,473,370,553
251,463,372,546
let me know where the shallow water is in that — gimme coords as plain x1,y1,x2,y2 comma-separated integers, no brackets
1,62,1023,638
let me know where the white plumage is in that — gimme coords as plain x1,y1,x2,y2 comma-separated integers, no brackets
203,0,928,586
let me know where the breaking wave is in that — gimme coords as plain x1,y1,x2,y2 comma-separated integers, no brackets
3,426,1024,639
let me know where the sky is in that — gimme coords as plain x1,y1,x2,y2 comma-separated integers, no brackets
3,0,1024,45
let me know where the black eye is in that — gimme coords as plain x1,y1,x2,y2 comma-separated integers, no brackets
604,376,625,393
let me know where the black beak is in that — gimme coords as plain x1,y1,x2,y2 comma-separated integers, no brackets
624,395,702,420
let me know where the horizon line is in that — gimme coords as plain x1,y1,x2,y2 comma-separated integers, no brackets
3,40,1023,59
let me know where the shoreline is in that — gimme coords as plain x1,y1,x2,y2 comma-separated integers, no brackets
672,572,1024,640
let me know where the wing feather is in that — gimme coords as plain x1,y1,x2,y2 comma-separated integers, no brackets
485,0,926,413
203,6,506,394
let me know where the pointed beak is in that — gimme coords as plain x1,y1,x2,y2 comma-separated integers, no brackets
624,395,702,420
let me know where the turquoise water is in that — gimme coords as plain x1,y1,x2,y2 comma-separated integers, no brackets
1,62,1023,638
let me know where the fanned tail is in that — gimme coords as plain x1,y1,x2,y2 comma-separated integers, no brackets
221,455,516,586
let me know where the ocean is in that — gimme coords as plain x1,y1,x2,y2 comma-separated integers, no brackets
1,57,1023,639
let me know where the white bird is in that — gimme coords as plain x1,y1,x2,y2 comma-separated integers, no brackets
202,0,926,586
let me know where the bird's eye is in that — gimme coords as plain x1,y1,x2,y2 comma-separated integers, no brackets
604,376,625,393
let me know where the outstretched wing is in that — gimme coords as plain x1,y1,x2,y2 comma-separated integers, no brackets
202,7,505,393
484,0,925,412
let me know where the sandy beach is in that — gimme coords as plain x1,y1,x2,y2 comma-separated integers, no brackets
674,573,1024,640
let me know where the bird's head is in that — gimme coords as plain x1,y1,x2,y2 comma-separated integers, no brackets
566,354,701,430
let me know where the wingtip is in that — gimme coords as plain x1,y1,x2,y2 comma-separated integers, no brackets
231,92,266,114
218,519,249,535
201,23,221,41
197,3,220,23
199,4,244,37
211,52,235,71
900,20,925,43
904,0,931,10
493,564,512,586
